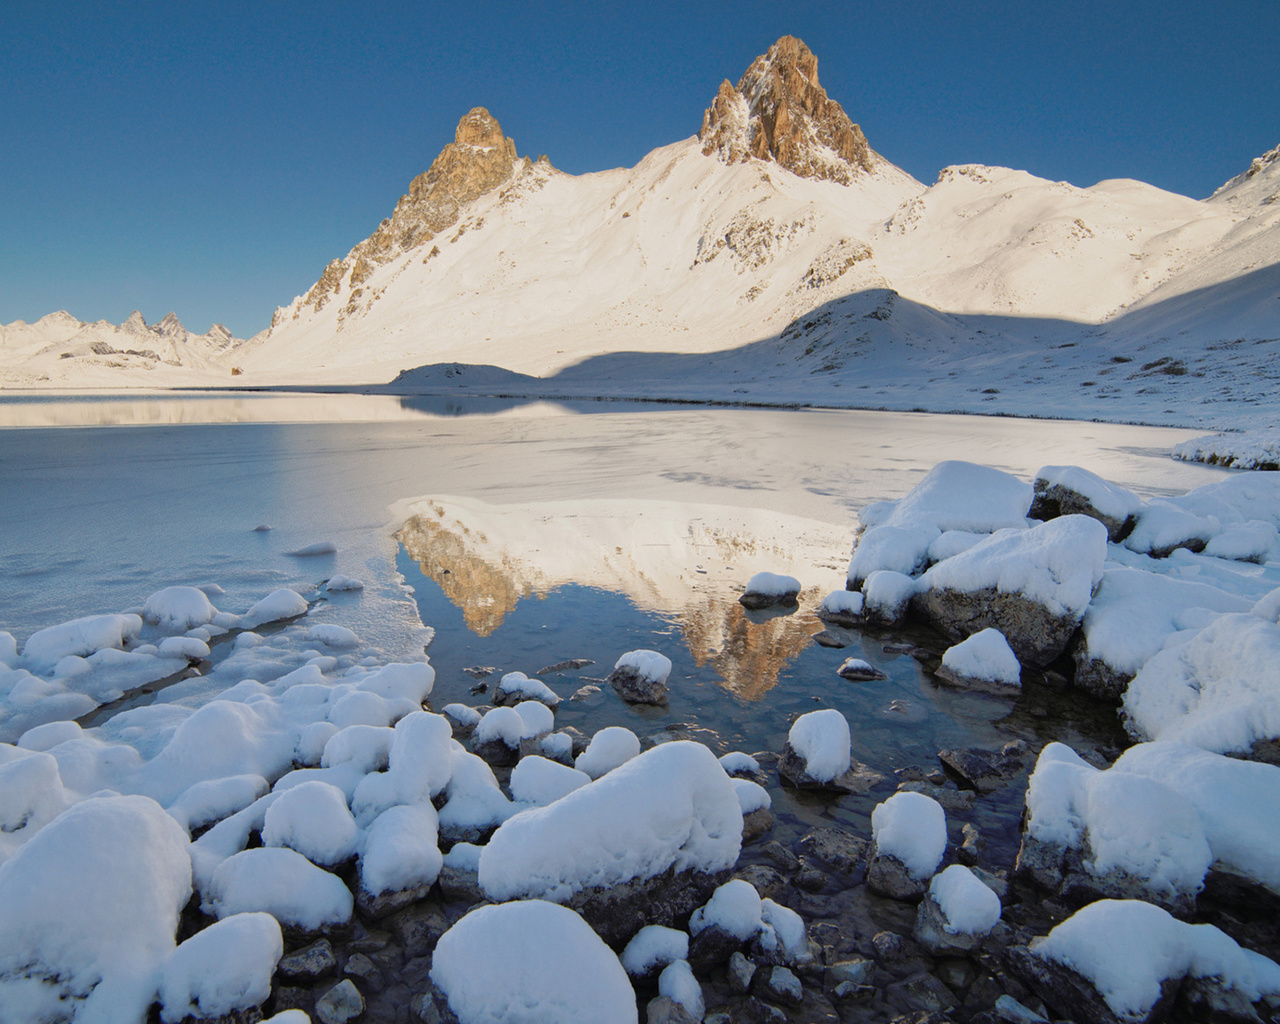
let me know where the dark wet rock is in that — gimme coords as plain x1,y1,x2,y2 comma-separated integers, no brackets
938,746,1025,793
972,867,1009,900
607,663,669,705
799,828,869,877
994,994,1050,1023
1029,476,1136,543
836,658,887,681
356,881,433,921
315,979,365,1024
778,743,885,793
537,658,594,675
793,862,829,893
471,734,519,768
736,864,788,900
278,938,337,982
825,958,875,991
742,807,774,842
737,997,789,1024
570,865,730,947
348,928,390,954
646,995,700,1024
761,840,799,873
896,779,975,811
812,630,850,649
176,1009,263,1024
958,824,982,866
468,682,487,695
761,966,804,1006
271,988,315,1016
1071,646,1134,702
729,951,758,993
441,705,479,740
689,921,749,970
911,585,1086,667
886,972,960,1015
872,930,908,961
819,605,864,629
569,683,601,701
1007,944,1177,1024
388,903,450,957
462,666,495,679
436,864,483,904
343,951,382,989
558,725,591,756
868,852,927,900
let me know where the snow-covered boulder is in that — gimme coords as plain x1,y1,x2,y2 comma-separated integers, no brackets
472,704,549,766
1123,499,1217,558
1015,743,1211,914
238,588,310,629
20,612,143,670
739,572,801,610
778,709,881,793
914,864,1002,954
509,755,591,808
621,925,690,980
847,461,1032,588
261,780,359,867
1122,613,1280,763
429,900,638,1024
935,628,1022,696
1111,742,1280,895
1074,569,1251,700
657,960,705,1022
159,912,283,1023
860,570,918,626
357,802,443,918
835,657,886,682
912,515,1107,666
350,710,454,824
1009,899,1280,1024
574,725,641,779
818,590,864,627
607,649,673,704
1029,466,1141,542
204,847,353,932
478,741,741,943
1174,432,1280,472
492,670,561,709
0,795,192,1022
143,585,219,631
867,791,947,899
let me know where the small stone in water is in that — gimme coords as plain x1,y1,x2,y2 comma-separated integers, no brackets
463,666,496,678
538,658,595,674
812,630,849,649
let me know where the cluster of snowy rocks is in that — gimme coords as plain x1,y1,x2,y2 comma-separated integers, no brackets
3,457,1279,1024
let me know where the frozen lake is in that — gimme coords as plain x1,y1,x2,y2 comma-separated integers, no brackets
0,391,1226,649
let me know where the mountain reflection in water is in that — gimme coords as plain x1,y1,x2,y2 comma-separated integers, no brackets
396,496,851,699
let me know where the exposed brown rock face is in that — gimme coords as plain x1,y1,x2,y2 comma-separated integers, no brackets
699,35,875,184
304,108,521,312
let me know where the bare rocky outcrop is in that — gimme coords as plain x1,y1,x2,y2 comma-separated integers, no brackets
303,107,525,313
699,35,877,184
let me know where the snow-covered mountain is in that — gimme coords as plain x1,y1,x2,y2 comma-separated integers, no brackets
2,35,1276,428
0,309,247,385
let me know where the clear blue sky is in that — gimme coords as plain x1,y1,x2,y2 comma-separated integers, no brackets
3,0,1276,338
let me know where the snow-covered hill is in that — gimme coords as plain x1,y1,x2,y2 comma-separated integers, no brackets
2,36,1275,430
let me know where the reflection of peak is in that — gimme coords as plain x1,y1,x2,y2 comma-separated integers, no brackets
396,495,848,699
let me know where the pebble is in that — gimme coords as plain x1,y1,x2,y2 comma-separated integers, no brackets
315,979,365,1024
763,965,804,1006
278,938,337,982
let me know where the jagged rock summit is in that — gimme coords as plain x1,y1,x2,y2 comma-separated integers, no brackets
299,107,525,317
700,35,877,184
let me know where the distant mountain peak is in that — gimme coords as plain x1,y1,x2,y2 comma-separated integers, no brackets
122,310,149,333
699,35,876,184
301,107,524,315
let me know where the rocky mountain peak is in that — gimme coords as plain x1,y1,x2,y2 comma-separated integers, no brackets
699,35,876,184
302,107,523,313
153,312,186,338
122,310,149,334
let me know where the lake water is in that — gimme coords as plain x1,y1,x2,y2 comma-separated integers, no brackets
0,392,1230,859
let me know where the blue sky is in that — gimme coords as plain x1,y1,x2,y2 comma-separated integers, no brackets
3,0,1277,338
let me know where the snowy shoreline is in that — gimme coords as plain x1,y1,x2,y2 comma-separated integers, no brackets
1,454,1278,1024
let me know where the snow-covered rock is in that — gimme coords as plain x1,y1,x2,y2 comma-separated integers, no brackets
621,925,690,979
779,709,848,785
739,572,801,610
1122,613,1280,762
935,628,1022,696
205,847,354,932
1011,900,1280,1024
357,802,443,917
159,912,283,1023
262,779,359,867
574,725,641,779
492,670,561,708
429,900,638,1024
1174,432,1280,471
478,741,741,943
1029,466,1142,542
607,649,673,704
509,755,591,807
914,864,1002,954
867,791,947,898
1074,568,1251,700
143,586,219,631
1015,743,1212,913
21,613,143,670
0,795,192,1022
913,515,1108,666
818,589,864,627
